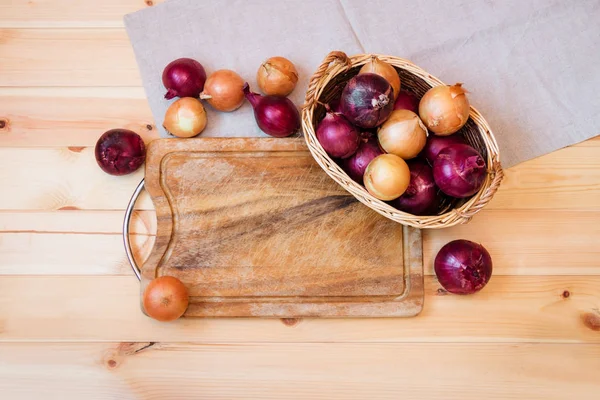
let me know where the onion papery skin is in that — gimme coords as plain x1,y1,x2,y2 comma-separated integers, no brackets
316,111,360,159
243,83,300,137
95,129,145,176
341,137,384,183
390,160,439,215
162,58,207,100
434,239,493,295
340,73,394,129
419,83,470,135
433,144,486,198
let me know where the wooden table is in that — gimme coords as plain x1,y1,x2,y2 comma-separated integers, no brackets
1,1,598,399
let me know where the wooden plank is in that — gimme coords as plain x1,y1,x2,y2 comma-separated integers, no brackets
0,87,158,147
1,209,599,276
0,28,140,87
0,0,162,28
0,275,598,343
423,209,600,276
0,210,156,235
0,147,153,210
0,342,598,400
0,231,152,275
2,145,600,211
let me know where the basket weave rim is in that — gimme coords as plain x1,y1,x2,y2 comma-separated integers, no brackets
301,51,504,229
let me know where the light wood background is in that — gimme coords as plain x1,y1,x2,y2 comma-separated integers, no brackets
0,1,599,399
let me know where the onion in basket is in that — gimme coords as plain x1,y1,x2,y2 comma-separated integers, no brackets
377,109,428,160
364,154,410,201
341,137,384,183
359,56,401,100
433,143,486,198
340,73,394,129
419,84,470,135
435,240,492,294
390,160,439,215
316,108,360,159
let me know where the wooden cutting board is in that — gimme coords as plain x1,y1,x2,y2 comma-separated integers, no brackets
142,138,424,317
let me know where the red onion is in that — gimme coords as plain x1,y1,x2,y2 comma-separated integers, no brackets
433,144,486,198
316,110,360,159
162,58,207,100
393,90,419,113
390,160,439,215
243,83,300,137
422,135,466,165
95,129,145,176
340,73,394,128
341,137,383,182
434,239,492,294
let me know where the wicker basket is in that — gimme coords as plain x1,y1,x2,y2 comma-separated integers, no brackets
302,51,504,229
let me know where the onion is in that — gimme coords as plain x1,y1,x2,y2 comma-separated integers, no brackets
364,154,410,201
390,160,439,215
433,144,486,198
419,83,470,135
341,137,384,183
163,97,207,138
393,90,419,113
95,129,145,176
316,109,360,159
422,134,466,165
162,58,207,100
377,109,428,159
199,69,245,112
434,240,492,295
359,56,401,100
243,83,300,137
143,276,189,321
256,56,299,96
340,73,394,129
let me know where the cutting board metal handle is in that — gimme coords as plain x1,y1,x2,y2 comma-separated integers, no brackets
123,179,145,281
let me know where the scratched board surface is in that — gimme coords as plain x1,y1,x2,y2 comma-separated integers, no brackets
142,138,423,317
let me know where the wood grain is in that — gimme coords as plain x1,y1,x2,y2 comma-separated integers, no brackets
0,87,157,147
0,29,140,86
0,275,597,343
143,138,423,317
0,0,162,28
1,342,598,400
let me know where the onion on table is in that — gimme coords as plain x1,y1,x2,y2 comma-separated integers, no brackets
435,240,493,295
358,56,401,100
433,143,486,198
340,73,394,129
163,97,208,138
162,58,207,99
341,137,384,183
364,154,410,201
419,83,470,135
377,109,428,160
256,56,299,96
200,69,245,112
243,83,300,137
390,160,439,215
143,276,189,322
95,129,145,176
316,107,360,159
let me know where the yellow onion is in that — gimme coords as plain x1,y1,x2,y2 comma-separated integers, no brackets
359,56,401,100
419,83,470,135
364,154,410,201
200,69,245,112
256,56,298,96
163,97,207,138
378,109,428,159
